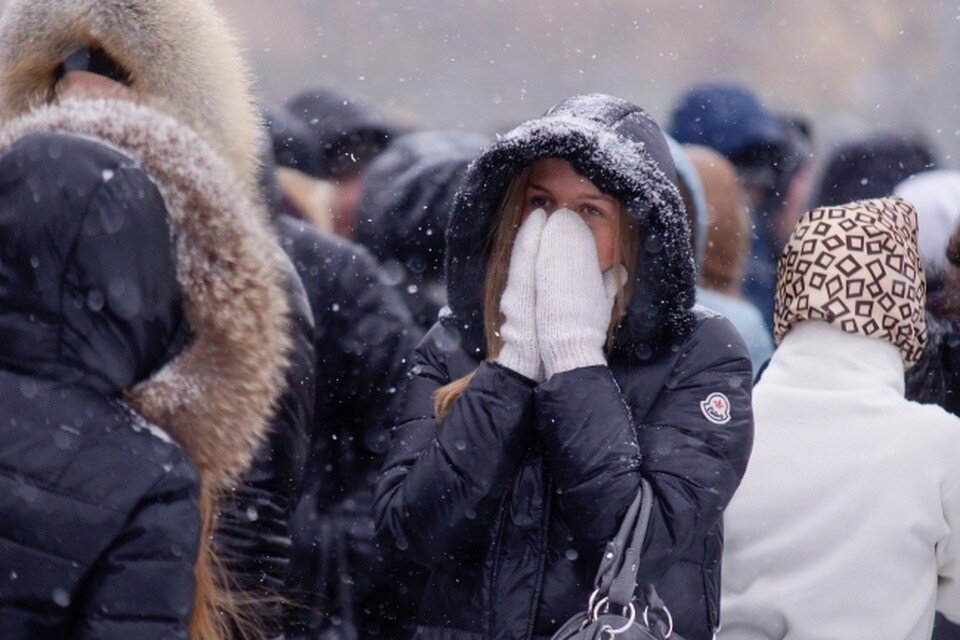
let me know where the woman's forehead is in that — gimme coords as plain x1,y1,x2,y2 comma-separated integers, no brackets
527,157,604,194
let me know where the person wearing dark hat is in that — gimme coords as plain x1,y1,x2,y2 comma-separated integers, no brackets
258,121,425,639
264,104,337,231
810,131,936,209
355,129,490,329
286,87,397,238
670,83,814,329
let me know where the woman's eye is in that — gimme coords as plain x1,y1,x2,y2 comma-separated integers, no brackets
584,205,604,217
529,195,549,208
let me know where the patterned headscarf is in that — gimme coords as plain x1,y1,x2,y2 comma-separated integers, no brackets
775,197,927,369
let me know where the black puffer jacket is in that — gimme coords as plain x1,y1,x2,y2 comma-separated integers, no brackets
0,132,199,640
355,130,489,330
0,0,295,633
275,214,425,638
375,95,754,640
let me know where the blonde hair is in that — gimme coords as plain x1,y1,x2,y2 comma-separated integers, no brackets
434,167,638,419
189,485,272,640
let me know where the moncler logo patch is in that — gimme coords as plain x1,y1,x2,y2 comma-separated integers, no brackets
700,392,731,425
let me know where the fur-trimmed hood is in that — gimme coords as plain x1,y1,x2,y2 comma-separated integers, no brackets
0,98,290,490
445,93,696,362
0,0,262,188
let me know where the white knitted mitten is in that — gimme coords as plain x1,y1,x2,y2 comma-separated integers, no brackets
536,209,623,379
495,208,547,380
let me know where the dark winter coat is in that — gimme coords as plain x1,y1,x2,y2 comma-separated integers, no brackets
0,2,293,636
742,219,780,334
906,311,960,417
355,130,489,329
212,141,317,621
274,214,426,639
0,131,197,640
376,94,754,640
216,261,314,602
0,101,289,638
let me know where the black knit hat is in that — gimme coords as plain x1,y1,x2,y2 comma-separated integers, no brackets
285,87,395,179
263,104,321,174
811,132,936,209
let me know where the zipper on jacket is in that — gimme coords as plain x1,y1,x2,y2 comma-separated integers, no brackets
486,492,509,638
523,471,552,640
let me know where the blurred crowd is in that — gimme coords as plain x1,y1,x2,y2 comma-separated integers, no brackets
0,2,959,640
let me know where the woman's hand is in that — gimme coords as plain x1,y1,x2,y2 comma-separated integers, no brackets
536,208,623,379
495,208,548,381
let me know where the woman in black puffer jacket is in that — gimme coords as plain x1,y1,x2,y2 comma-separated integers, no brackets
375,94,754,640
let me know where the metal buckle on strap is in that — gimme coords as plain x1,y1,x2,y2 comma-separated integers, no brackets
642,604,674,638
592,597,637,636
587,588,601,619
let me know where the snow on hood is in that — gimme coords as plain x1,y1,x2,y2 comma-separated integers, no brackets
445,93,696,363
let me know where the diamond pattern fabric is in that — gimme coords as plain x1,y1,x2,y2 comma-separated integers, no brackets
774,197,927,369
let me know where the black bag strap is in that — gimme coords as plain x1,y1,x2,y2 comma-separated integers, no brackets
591,478,655,609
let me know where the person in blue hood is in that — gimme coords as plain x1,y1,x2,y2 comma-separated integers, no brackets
668,138,774,378
670,83,813,331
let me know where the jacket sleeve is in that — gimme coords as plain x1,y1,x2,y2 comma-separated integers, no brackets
536,315,754,572
330,242,423,449
216,256,314,610
73,459,200,640
374,330,537,568
279,228,424,632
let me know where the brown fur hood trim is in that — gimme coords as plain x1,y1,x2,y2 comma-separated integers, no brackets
949,225,960,269
0,0,262,188
0,98,291,490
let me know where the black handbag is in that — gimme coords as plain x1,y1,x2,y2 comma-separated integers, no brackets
551,479,681,640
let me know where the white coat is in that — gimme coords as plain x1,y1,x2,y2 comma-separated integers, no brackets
720,321,960,640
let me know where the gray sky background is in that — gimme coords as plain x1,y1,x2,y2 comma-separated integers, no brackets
5,1,960,158
218,0,960,159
